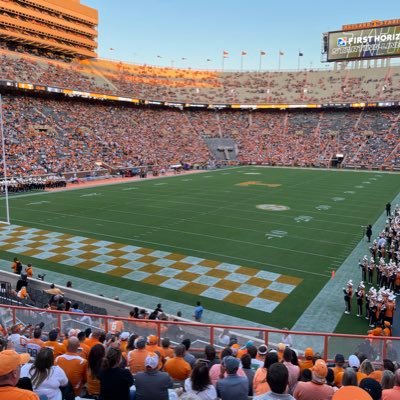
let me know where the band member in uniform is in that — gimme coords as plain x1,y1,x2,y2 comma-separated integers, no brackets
343,280,353,315
368,257,375,285
356,281,365,317
359,256,368,282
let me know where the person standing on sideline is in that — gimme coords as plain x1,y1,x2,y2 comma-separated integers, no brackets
193,301,204,322
343,280,353,314
386,202,391,216
366,225,372,242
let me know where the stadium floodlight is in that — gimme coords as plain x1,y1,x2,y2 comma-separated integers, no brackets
0,95,10,225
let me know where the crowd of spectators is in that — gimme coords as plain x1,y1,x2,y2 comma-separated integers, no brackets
0,316,399,400
0,46,400,104
1,93,399,177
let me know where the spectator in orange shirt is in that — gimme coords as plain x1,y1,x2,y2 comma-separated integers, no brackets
299,347,314,371
55,337,87,396
86,344,105,398
146,335,165,360
25,264,33,278
109,319,125,335
127,337,148,374
164,344,191,381
26,328,44,360
161,338,174,360
84,330,103,349
43,329,66,358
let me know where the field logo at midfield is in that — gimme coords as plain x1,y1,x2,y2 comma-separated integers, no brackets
257,204,290,211
237,181,282,188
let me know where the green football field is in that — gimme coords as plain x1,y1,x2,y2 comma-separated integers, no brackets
1,167,399,332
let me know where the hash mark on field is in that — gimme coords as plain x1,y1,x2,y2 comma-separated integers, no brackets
27,201,51,205
122,187,138,191
154,183,167,186
80,193,101,197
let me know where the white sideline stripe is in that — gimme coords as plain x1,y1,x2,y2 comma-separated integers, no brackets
11,218,330,278
11,207,338,260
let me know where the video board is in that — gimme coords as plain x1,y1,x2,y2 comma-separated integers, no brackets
327,25,400,61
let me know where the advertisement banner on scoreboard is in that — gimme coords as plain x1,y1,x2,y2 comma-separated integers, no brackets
327,25,400,61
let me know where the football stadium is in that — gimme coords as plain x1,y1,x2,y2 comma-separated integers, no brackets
0,1,399,399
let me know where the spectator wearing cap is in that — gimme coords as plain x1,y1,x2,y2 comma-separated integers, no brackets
359,377,382,400
209,348,247,386
293,359,335,400
253,351,279,396
332,354,345,386
0,349,38,400
127,337,149,374
332,385,373,400
119,332,130,353
253,362,296,400
216,356,248,400
182,338,196,368
146,335,164,359
382,368,400,400
336,354,367,386
282,347,300,394
299,348,314,372
99,347,133,400
164,344,191,381
43,329,66,358
55,337,87,396
257,344,268,363
135,352,173,400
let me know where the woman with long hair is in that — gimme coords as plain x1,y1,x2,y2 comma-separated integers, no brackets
253,351,279,396
381,370,395,390
86,344,105,398
20,347,68,400
184,360,217,400
99,347,133,400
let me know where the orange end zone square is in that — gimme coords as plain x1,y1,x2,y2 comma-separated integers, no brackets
47,254,70,263
246,277,272,288
276,275,303,286
236,266,257,276
207,269,229,279
135,248,154,255
169,262,192,271
139,264,162,274
224,292,253,306
181,282,208,295
165,253,186,261
199,260,221,267
137,255,158,264
107,243,127,250
175,271,200,282
108,258,131,267
214,279,241,291
20,248,43,257
107,267,132,277
79,252,98,260
258,288,288,302
80,244,99,252
79,260,101,269
141,274,169,286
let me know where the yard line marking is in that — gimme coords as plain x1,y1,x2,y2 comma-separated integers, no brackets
121,187,138,191
11,207,338,260
11,218,331,278
80,193,101,197
27,201,51,205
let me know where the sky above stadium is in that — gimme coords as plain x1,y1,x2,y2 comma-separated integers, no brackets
84,0,399,71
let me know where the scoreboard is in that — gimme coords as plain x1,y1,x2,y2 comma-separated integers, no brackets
326,24,400,61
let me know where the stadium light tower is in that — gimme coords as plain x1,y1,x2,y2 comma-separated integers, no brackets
0,95,10,225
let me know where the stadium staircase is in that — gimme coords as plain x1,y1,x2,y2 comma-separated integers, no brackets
203,138,237,161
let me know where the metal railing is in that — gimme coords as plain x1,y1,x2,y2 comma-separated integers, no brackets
2,304,399,363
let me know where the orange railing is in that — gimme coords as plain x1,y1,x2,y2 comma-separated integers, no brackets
2,304,399,363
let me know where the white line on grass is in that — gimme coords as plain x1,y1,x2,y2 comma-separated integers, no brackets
11,206,338,259
11,217,331,278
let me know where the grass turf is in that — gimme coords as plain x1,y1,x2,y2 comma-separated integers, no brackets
1,166,399,331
